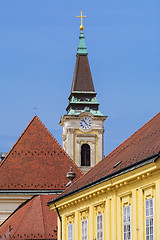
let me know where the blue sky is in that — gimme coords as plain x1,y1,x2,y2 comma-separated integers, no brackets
0,0,160,156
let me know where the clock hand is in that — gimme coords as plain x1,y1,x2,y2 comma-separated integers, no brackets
83,119,89,126
81,119,87,125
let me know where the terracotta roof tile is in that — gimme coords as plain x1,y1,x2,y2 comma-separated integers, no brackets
0,195,58,240
0,116,82,190
56,112,160,199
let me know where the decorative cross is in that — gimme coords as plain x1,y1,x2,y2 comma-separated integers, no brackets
77,10,86,31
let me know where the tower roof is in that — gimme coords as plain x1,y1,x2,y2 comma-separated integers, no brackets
0,116,82,191
65,21,105,116
71,54,95,92
0,195,58,240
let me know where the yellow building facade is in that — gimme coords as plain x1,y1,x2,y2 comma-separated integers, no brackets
48,112,160,240
49,157,160,240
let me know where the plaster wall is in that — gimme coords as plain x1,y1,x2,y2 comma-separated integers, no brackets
0,194,32,224
61,113,105,173
50,159,160,240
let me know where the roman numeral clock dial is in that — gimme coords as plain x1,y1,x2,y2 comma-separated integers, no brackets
80,117,92,130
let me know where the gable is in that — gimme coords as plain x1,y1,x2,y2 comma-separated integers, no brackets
0,116,82,190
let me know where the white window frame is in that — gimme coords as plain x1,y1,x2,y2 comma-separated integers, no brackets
145,198,154,240
97,213,103,240
82,219,88,240
68,223,73,240
123,205,131,240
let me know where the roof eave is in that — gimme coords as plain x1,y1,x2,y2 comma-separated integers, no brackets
0,189,64,194
47,152,160,206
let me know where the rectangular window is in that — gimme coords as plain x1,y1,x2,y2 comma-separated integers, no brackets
68,223,73,240
97,214,103,240
146,198,154,240
82,219,88,240
123,205,131,240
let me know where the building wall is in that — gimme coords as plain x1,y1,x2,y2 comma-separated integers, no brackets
50,158,160,240
0,194,32,224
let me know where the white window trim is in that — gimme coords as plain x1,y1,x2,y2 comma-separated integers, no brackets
145,198,154,240
82,219,88,240
97,213,103,240
123,205,131,240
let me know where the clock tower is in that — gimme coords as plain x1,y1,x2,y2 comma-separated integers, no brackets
60,12,107,173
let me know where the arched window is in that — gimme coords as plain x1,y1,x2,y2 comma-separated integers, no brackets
81,144,90,166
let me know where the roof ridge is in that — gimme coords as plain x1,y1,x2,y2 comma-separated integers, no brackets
0,116,37,167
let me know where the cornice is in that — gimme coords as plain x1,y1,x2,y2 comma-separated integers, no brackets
49,163,159,211
60,114,107,123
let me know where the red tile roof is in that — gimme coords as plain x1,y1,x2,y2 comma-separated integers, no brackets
54,112,160,199
0,195,58,240
0,116,82,190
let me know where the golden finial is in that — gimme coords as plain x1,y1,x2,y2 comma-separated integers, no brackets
77,10,86,31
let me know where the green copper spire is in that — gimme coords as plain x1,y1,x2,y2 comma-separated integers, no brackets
77,31,88,55
77,11,87,55
65,11,104,116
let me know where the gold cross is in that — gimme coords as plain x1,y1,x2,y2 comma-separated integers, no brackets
77,10,86,31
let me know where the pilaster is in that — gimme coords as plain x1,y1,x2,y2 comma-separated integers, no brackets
117,196,121,240
111,195,117,240
89,205,93,240
91,141,95,167
105,198,111,240
67,128,74,160
75,209,79,240
98,129,104,162
132,189,138,239
138,189,144,240
61,215,65,240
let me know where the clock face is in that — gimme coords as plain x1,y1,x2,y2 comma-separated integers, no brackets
80,117,92,130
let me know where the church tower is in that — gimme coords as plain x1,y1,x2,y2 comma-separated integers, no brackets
60,12,107,173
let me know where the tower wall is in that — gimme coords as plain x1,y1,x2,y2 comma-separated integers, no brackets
60,113,106,173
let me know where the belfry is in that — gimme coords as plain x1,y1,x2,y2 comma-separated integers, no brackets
60,11,107,173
